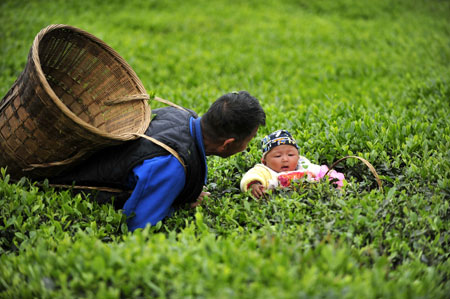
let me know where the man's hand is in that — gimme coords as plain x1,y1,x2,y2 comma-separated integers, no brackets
190,191,211,208
249,182,265,198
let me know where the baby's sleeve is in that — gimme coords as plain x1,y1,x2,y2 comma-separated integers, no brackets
298,156,321,176
240,164,272,192
298,156,346,187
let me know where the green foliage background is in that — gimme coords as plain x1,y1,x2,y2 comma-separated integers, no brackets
1,0,449,297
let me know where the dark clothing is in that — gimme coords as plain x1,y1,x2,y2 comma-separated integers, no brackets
51,107,207,208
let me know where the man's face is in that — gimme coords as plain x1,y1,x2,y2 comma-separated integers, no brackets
217,127,259,158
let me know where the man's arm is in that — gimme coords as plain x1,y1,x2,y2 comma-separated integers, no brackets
123,155,186,231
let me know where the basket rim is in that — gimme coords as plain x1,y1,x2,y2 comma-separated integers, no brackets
31,24,151,141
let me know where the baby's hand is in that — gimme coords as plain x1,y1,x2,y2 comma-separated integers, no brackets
249,182,265,198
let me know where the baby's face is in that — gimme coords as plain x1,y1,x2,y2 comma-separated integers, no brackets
263,145,299,172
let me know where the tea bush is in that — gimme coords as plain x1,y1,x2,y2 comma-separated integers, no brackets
1,0,449,297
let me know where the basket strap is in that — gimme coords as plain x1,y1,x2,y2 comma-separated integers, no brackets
104,94,188,112
41,183,131,194
8,178,132,194
153,96,188,112
24,135,185,174
23,150,89,171
130,133,187,173
325,155,383,192
33,133,187,193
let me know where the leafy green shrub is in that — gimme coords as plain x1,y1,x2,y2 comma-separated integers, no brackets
0,170,127,255
0,0,449,297
1,222,449,298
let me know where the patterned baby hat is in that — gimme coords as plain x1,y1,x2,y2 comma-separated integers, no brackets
261,129,298,155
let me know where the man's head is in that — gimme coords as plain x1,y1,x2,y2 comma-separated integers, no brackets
261,130,299,172
201,91,266,157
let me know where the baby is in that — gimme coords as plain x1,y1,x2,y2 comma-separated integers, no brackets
240,129,345,198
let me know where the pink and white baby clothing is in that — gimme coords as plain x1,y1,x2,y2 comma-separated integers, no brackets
240,156,345,192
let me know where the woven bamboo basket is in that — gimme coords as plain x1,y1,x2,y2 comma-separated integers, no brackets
0,24,151,179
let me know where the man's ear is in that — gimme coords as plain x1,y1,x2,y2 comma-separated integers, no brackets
220,138,235,151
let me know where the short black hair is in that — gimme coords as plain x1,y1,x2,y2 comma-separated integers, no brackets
201,91,266,142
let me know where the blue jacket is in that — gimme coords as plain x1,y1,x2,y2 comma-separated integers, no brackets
124,115,208,230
